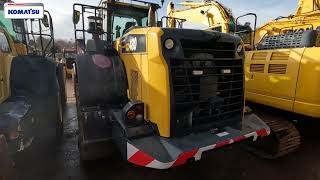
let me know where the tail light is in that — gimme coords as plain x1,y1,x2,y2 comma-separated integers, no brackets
123,101,145,126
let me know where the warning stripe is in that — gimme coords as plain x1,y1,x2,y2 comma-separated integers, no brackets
172,149,198,167
127,128,270,169
128,150,155,166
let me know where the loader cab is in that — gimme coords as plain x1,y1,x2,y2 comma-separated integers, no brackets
12,11,56,57
73,1,158,52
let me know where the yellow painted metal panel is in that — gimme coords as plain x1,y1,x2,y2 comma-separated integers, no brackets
246,92,294,112
0,29,17,103
245,48,304,112
245,51,267,96
145,28,171,137
294,47,320,117
118,27,171,137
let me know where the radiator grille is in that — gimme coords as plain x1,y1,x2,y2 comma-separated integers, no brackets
170,57,244,134
250,64,265,73
257,32,303,50
252,52,268,61
180,39,235,59
257,31,316,50
268,64,287,74
270,52,290,61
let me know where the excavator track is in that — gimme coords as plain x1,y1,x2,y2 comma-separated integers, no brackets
244,111,301,159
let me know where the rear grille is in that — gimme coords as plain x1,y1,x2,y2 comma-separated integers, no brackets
270,52,290,61
252,52,268,61
180,39,235,59
250,64,265,73
170,57,244,135
257,30,316,50
268,64,287,74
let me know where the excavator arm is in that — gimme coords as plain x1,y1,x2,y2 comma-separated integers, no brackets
296,0,320,15
167,0,235,33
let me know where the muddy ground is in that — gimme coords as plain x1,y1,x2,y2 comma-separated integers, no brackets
12,80,320,180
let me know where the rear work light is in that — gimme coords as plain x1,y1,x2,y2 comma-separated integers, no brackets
123,101,145,126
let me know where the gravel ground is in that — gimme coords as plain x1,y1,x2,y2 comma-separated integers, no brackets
12,80,320,180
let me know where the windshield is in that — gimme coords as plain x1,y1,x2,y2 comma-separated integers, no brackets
112,12,148,40
0,11,15,37
0,10,25,42
112,16,148,40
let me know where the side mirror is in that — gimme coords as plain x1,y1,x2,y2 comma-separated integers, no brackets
42,14,50,28
73,10,80,25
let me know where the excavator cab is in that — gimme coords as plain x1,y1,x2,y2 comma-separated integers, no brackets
12,11,56,57
235,13,257,50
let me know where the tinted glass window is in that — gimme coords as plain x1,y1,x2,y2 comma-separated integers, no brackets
0,32,11,53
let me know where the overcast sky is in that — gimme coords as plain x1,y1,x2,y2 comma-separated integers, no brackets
14,0,299,40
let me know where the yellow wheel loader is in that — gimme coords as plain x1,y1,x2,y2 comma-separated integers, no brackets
0,2,65,164
72,0,270,169
62,48,77,79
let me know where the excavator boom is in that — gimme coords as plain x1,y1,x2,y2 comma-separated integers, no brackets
167,0,235,32
296,0,320,15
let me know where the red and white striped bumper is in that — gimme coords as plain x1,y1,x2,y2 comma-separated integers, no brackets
127,128,270,169
125,114,271,169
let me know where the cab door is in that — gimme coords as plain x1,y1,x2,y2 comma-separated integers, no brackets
0,30,16,103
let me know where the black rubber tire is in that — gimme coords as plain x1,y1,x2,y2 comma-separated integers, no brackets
55,81,64,142
57,63,67,108
75,54,127,108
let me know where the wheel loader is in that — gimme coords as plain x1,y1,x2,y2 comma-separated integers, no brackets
72,0,270,169
62,48,77,79
0,1,65,164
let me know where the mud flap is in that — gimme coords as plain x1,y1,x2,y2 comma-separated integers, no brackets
124,114,270,169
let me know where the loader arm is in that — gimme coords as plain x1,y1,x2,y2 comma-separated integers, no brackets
167,1,235,33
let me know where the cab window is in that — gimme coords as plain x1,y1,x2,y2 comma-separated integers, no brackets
112,16,148,40
0,10,25,43
0,32,11,53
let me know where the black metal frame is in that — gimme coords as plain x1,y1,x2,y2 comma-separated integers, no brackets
12,10,55,57
26,11,54,56
235,13,257,47
73,3,109,53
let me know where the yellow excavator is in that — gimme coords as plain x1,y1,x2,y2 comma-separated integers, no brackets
168,0,320,159
245,0,320,118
